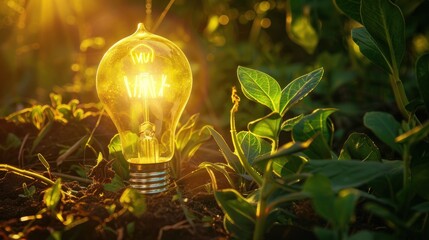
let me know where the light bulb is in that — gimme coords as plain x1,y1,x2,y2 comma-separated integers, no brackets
96,23,192,194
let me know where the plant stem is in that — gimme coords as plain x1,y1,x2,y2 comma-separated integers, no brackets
0,164,55,186
389,74,410,120
253,161,274,240
403,144,411,187
230,87,263,186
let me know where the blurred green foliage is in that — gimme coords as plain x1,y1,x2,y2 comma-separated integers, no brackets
1,0,429,142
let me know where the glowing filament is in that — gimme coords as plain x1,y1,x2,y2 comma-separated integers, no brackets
124,74,170,99
130,44,155,64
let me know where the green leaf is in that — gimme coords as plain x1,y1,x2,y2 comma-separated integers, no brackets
361,0,405,71
280,67,324,115
214,189,255,234
37,153,51,172
304,160,402,191
281,114,304,132
416,53,429,113
237,66,281,112
303,175,335,222
292,108,337,159
339,133,381,162
248,112,281,142
287,0,319,54
237,131,270,166
104,174,126,192
204,126,244,174
272,155,307,177
108,134,130,179
224,215,253,240
364,112,402,154
120,188,146,217
44,178,62,213
351,27,391,73
334,189,359,229
176,113,200,151
334,0,362,23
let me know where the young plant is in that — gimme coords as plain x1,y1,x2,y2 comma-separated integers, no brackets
204,65,413,240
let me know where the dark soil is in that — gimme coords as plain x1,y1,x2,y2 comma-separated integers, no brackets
0,115,228,240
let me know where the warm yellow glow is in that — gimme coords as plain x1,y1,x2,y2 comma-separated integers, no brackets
96,23,192,165
218,15,230,25
258,1,271,12
260,18,271,28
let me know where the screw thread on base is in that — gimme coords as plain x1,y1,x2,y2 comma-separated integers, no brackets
128,162,170,194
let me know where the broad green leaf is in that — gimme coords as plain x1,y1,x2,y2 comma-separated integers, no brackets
364,112,402,154
292,108,337,159
224,215,253,240
237,131,270,166
351,27,391,73
416,53,429,113
334,0,362,23
108,134,130,179
361,0,405,71
304,160,402,191
287,0,319,54
280,68,324,115
395,121,429,145
204,126,244,174
44,178,62,212
272,155,307,177
303,175,335,222
237,66,281,112
334,189,359,229
248,112,281,142
120,188,146,218
214,189,256,232
339,133,381,162
281,114,303,132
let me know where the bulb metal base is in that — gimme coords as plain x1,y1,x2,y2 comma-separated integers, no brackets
129,162,170,194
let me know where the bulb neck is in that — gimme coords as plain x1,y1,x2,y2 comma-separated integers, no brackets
129,162,170,194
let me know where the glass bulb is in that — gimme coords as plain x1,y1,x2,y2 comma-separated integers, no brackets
96,23,192,194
